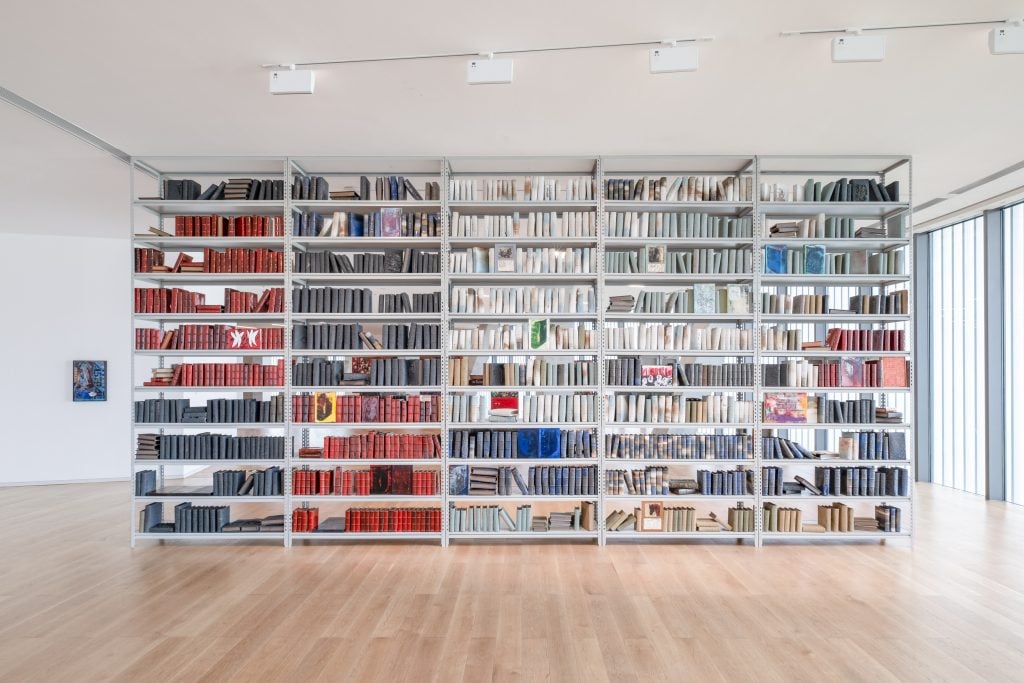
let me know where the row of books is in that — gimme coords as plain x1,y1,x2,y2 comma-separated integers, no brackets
605,507,738,533
450,286,596,314
135,325,283,351
609,284,751,315
813,466,910,497
768,216,883,240
292,508,445,533
321,174,440,201
293,210,442,238
761,177,900,203
134,396,285,424
606,466,672,495
146,361,285,387
159,178,285,202
764,244,904,276
605,175,753,202
447,393,596,424
763,395,884,424
168,214,285,237
291,323,362,350
760,291,910,316
450,322,595,351
140,504,283,534
292,466,438,496
448,428,595,459
449,212,597,238
293,249,440,274
291,288,442,314
304,433,442,460
761,326,906,352
341,508,441,533
606,359,755,388
607,393,754,424
762,502,902,533
140,502,227,533
133,287,284,314
761,358,909,389
211,467,282,496
291,392,441,424
605,213,752,238
135,434,285,460
450,176,594,201
134,471,284,497
762,432,907,461
135,248,285,274
449,246,597,274
605,247,753,275
448,503,596,532
605,433,752,460
450,464,599,496
450,324,520,351
449,358,596,387
605,324,752,352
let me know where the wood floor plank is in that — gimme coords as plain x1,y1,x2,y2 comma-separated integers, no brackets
0,482,1023,681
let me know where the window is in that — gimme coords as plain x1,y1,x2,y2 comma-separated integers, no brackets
1004,202,1024,503
928,217,986,494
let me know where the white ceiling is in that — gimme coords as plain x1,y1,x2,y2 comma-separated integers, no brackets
2,0,1023,227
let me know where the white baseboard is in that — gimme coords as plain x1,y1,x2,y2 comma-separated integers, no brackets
0,477,129,487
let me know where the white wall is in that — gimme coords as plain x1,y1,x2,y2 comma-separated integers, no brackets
0,105,130,484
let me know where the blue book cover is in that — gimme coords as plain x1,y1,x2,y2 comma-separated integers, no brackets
349,213,365,237
765,245,787,274
803,244,827,274
538,428,561,458
449,465,469,495
517,429,540,458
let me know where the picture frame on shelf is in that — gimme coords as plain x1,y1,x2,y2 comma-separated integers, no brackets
496,243,516,272
640,501,664,532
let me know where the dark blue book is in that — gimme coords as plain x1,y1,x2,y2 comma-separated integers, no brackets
765,245,787,274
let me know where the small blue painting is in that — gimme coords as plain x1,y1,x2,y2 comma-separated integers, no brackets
73,360,107,402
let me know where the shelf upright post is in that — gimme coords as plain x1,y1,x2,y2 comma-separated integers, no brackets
129,158,139,547
441,156,452,547
284,157,295,547
595,156,606,546
894,156,915,540
752,155,764,547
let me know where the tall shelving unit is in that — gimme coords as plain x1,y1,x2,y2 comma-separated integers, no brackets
129,154,913,547
444,156,603,542
755,155,914,542
600,156,759,542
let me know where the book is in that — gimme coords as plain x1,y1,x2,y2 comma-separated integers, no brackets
640,365,673,387
763,392,808,424
765,245,787,274
803,244,826,274
314,392,336,422
495,243,516,272
645,245,666,273
380,208,402,237
529,319,549,350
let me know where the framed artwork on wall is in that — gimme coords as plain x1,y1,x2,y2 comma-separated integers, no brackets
73,360,107,402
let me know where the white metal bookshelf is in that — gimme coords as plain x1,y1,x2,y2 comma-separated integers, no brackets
129,154,913,547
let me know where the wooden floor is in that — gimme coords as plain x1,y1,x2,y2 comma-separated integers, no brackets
0,484,1022,682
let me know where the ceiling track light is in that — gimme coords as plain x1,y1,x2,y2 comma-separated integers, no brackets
781,17,1024,60
261,36,714,91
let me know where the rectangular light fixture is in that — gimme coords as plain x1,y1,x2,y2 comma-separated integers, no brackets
269,69,315,95
467,58,514,84
990,25,1024,54
831,34,885,62
649,45,699,73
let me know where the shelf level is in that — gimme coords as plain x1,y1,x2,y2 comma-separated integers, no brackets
134,200,285,216
759,201,910,219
